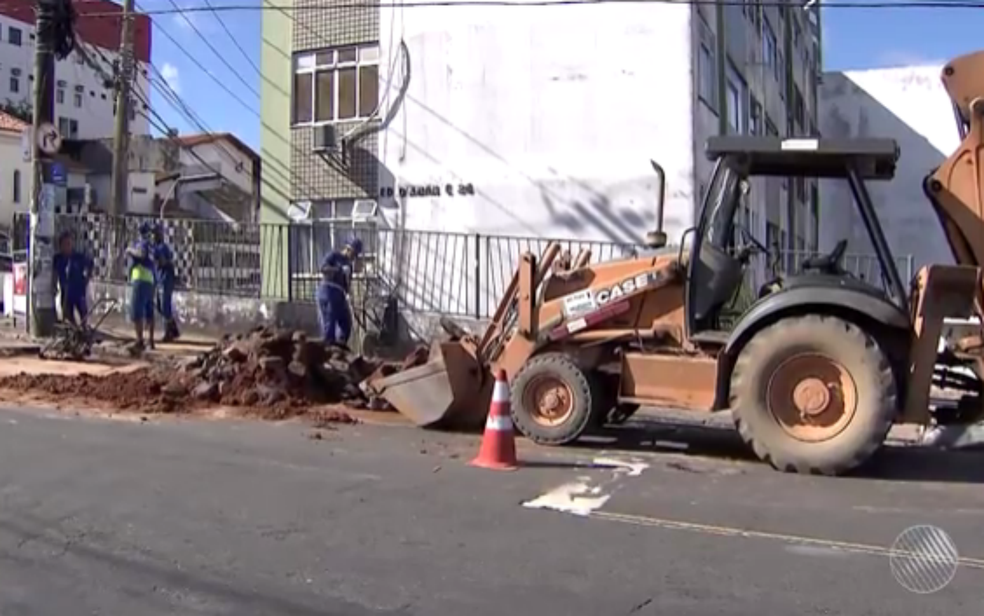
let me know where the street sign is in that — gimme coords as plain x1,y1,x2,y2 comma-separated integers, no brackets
50,162,66,186
36,122,61,155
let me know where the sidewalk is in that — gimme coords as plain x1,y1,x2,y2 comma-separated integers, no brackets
0,316,217,360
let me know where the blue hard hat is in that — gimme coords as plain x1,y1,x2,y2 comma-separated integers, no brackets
138,221,152,236
346,237,364,256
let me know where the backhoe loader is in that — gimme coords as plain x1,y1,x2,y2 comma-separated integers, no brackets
366,50,984,476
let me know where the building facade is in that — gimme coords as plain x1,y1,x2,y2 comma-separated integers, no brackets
260,0,821,309
0,0,153,141
819,64,955,276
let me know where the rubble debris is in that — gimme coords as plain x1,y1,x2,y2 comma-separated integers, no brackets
0,327,431,421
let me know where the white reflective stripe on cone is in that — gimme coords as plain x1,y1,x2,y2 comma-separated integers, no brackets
492,380,511,403
485,412,513,431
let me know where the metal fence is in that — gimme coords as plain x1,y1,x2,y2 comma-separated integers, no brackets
20,213,913,321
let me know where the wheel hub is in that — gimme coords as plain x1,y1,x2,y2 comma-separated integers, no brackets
792,377,831,417
525,376,574,427
767,353,858,443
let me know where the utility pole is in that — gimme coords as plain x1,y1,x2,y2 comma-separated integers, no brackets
110,0,135,216
28,0,59,337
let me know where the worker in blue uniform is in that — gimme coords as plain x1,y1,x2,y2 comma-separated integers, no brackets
53,230,93,325
128,222,157,349
317,237,363,346
151,225,180,342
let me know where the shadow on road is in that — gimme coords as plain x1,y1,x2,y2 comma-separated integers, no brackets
569,417,984,484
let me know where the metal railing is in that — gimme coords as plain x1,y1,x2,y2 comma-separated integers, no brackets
21,213,913,323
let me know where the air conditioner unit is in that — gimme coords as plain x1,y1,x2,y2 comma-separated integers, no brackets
286,200,312,221
312,124,339,153
353,199,378,221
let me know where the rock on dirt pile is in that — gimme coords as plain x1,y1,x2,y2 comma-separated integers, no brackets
0,327,430,418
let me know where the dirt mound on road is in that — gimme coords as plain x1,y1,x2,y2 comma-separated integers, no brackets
0,326,429,422
0,370,178,413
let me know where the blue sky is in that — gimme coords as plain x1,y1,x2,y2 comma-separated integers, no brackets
143,0,984,152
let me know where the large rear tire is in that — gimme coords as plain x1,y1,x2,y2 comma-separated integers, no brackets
511,353,594,446
729,315,897,476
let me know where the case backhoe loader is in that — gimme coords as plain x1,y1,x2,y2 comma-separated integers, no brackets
366,51,984,476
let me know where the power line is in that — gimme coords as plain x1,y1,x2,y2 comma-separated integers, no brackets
163,0,259,99
74,0,984,16
144,12,259,119
202,0,262,78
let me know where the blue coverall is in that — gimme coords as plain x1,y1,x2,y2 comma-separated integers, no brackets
154,240,179,339
128,238,156,324
317,250,354,345
53,250,92,324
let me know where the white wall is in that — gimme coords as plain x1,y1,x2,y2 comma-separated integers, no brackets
819,66,956,275
0,14,151,140
377,3,696,245
0,128,30,226
179,141,254,196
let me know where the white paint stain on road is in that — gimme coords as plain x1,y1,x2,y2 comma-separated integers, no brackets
521,456,649,516
522,479,611,516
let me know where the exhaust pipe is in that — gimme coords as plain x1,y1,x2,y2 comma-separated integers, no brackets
647,160,668,249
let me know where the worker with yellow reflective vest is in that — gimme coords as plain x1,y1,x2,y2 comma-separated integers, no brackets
127,222,157,350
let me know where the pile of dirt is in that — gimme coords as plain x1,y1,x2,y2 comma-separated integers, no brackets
0,327,430,420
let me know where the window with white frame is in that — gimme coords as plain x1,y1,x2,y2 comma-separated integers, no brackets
697,15,717,111
9,67,20,94
288,200,377,277
725,62,746,134
292,45,380,125
56,80,66,104
73,84,83,108
58,117,78,139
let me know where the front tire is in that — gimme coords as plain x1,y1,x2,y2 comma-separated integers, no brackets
511,353,594,446
730,315,897,475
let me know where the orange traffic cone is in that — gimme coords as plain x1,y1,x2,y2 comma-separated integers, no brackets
470,370,518,471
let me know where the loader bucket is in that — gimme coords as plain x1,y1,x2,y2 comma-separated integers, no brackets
366,340,494,431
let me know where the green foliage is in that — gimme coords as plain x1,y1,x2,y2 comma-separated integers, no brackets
0,98,31,123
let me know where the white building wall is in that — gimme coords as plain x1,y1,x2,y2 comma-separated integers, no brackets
818,66,955,276
0,129,31,227
179,141,254,195
377,3,696,244
0,14,151,140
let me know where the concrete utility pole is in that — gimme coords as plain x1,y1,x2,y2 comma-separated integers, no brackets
110,0,135,215
28,0,59,337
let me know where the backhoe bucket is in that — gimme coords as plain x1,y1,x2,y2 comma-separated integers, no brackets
366,340,493,431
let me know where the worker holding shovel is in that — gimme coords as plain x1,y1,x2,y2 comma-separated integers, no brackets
316,236,363,348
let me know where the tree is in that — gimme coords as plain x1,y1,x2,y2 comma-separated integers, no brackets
0,98,31,123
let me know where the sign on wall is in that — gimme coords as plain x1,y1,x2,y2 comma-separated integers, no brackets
379,183,476,199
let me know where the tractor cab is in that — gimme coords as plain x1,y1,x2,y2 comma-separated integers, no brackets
685,136,907,342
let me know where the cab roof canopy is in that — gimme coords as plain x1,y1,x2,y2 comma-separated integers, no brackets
705,136,900,180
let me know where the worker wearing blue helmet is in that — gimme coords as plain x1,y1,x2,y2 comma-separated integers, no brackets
127,221,157,349
316,236,363,347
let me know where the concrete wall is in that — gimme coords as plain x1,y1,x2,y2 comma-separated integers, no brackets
88,281,321,339
179,141,255,197
818,66,955,274
0,128,30,227
377,3,694,245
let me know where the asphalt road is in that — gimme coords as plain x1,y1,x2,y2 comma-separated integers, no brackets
1,406,983,615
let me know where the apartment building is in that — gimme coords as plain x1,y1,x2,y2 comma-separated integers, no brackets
694,0,823,268
260,0,821,283
0,0,153,140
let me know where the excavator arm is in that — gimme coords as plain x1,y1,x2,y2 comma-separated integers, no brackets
927,51,984,276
